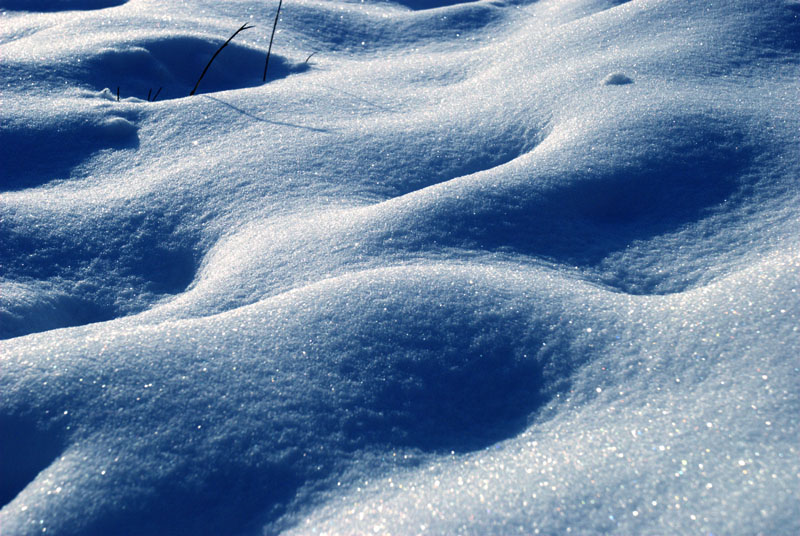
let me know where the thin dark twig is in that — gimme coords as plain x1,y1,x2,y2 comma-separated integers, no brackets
147,88,152,101
117,87,120,102
304,51,317,64
190,23,255,96
152,87,162,102
263,0,283,82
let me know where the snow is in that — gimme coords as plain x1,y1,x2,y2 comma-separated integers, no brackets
1,0,798,534
602,72,633,85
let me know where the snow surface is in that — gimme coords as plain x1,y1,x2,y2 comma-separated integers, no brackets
1,0,799,534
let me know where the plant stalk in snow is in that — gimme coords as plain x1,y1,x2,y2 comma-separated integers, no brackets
190,23,255,96
263,0,283,82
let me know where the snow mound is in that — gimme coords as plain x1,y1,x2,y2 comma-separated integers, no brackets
0,97,139,191
602,71,633,85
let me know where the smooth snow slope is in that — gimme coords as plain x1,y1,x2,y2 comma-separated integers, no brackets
1,0,799,534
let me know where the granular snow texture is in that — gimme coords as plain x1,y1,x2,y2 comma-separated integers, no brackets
1,0,798,534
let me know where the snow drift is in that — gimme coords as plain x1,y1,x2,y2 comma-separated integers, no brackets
1,0,798,534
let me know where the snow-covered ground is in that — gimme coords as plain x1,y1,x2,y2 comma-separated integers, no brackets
1,0,798,534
